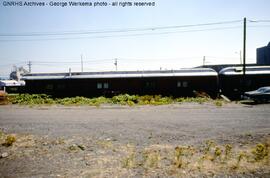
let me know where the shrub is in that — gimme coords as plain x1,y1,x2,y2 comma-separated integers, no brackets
3,135,16,147
251,143,268,161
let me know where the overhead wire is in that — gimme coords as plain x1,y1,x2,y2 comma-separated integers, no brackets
248,20,270,23
0,25,244,42
0,20,242,37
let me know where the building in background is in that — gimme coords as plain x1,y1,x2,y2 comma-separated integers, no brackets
9,66,29,81
257,42,270,65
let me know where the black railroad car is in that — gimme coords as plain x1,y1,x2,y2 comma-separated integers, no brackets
21,68,219,98
219,66,270,99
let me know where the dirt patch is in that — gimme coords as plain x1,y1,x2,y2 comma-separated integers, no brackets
0,131,269,177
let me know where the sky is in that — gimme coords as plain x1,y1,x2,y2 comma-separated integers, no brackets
0,0,270,77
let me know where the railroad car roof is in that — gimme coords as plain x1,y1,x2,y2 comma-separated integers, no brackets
219,66,270,75
21,68,217,80
0,80,25,86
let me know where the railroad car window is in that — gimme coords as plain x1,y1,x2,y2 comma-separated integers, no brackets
177,81,182,87
183,81,188,88
246,80,252,87
97,83,102,89
10,87,18,91
146,81,155,88
57,84,65,90
103,83,109,89
46,84,54,90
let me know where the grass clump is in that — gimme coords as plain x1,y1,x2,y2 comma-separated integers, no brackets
175,97,210,104
224,144,233,160
215,100,223,107
56,96,110,106
173,146,195,168
112,94,137,105
2,135,16,147
174,146,184,168
138,95,173,105
143,150,161,168
122,151,136,168
251,143,268,161
214,146,222,160
9,94,54,105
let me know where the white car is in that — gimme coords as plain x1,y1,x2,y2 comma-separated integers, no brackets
244,87,270,103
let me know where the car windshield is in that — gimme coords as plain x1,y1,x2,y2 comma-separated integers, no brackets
257,87,270,93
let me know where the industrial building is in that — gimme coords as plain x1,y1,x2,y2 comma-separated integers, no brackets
257,42,270,65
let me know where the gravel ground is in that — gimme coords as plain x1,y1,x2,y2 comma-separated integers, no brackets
0,103,270,177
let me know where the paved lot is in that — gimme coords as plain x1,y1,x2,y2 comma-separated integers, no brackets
0,103,269,145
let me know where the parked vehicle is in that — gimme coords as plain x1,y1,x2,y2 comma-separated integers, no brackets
244,86,270,103
219,66,270,100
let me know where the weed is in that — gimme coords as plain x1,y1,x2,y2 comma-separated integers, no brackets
174,146,184,168
237,151,245,163
143,150,161,168
203,140,216,154
127,100,135,106
96,140,113,149
122,152,136,168
224,144,233,160
3,135,16,147
251,143,268,161
215,100,223,107
214,146,222,160
68,144,77,151
176,97,210,104
232,151,247,169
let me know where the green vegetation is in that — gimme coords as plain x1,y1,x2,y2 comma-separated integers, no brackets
143,150,161,168
251,143,268,161
214,100,223,107
7,93,226,106
2,135,16,147
174,146,184,168
225,144,233,160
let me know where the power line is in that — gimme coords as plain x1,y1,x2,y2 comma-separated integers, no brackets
33,59,113,64
248,25,270,28
248,20,270,23
0,25,243,42
0,20,242,37
0,62,27,67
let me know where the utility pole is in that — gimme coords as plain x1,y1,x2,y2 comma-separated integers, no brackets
114,59,118,71
27,61,32,73
203,56,206,66
240,50,242,64
243,17,246,90
236,50,242,64
81,54,83,72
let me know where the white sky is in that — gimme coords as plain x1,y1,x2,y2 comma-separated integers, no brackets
0,0,270,77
